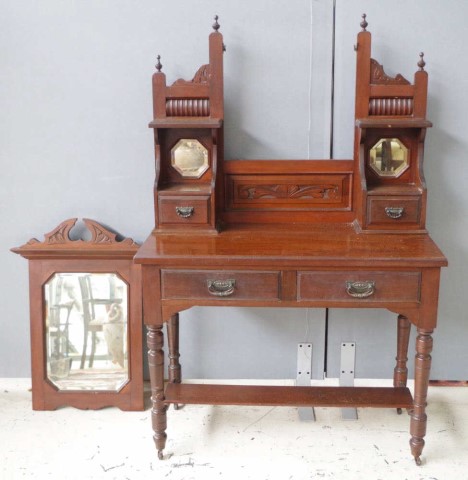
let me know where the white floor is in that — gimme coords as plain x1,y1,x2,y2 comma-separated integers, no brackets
1,378,468,480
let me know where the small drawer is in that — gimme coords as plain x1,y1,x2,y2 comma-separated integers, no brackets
367,196,421,226
158,195,210,225
298,271,421,302
161,270,281,301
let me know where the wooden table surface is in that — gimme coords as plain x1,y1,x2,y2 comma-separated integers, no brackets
135,223,447,268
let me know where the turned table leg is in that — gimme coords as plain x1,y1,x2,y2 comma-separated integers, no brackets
394,314,411,414
147,325,167,460
410,328,433,466
167,313,182,410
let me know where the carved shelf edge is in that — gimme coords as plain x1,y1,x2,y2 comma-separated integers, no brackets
11,218,139,259
148,117,223,129
356,118,432,129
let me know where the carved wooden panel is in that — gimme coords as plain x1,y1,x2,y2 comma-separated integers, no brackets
226,174,351,211
12,218,138,258
370,59,410,85
172,64,211,85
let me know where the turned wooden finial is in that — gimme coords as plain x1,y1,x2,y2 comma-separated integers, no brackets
156,55,162,73
360,13,368,31
213,15,220,32
418,52,426,71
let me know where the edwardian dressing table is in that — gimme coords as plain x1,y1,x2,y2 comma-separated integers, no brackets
135,15,447,465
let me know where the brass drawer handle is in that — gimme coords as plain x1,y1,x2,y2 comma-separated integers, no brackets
207,279,236,297
175,206,194,218
346,280,375,298
385,206,404,219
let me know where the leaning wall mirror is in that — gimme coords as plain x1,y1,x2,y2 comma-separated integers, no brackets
12,218,144,411
45,272,129,391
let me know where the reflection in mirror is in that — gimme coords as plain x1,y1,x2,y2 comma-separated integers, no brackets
369,138,409,178
44,273,128,391
171,139,209,178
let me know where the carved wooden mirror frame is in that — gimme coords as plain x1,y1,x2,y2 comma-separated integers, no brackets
12,218,144,411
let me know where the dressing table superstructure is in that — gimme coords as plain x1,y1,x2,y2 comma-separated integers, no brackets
135,15,447,465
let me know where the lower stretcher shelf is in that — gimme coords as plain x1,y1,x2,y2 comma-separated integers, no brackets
164,383,414,408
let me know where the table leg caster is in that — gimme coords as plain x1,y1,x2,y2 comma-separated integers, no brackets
397,407,403,415
158,450,164,460
414,456,422,466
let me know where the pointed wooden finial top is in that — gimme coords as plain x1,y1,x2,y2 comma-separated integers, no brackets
360,13,368,32
418,52,426,71
213,15,220,32
156,55,162,73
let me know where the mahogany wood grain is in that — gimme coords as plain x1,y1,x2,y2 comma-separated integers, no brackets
366,196,422,227
356,118,432,129
147,325,167,460
149,118,222,129
164,384,414,409
298,271,421,303
167,314,181,386
135,225,447,270
161,269,280,301
167,313,182,411
394,315,411,389
410,329,433,465
223,160,354,225
158,195,210,226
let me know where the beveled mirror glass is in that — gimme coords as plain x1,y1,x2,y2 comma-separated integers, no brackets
369,138,409,178
171,139,209,178
45,273,128,391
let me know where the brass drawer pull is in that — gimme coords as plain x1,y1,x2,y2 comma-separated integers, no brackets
346,280,375,298
207,279,236,297
385,206,404,219
175,206,194,218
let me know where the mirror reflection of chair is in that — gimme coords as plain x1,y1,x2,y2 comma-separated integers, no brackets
78,274,121,369
46,274,77,378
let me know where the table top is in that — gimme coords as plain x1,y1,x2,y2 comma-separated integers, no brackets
135,223,447,269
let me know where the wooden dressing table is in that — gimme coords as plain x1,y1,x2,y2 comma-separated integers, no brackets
135,15,447,465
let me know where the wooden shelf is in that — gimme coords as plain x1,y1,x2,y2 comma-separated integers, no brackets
356,118,432,129
367,184,423,196
158,184,212,196
164,383,413,408
149,118,223,129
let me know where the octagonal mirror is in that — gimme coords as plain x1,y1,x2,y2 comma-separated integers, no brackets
369,138,409,178
171,139,209,178
45,273,129,392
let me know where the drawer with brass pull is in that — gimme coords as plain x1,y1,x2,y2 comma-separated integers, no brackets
158,195,210,225
161,270,281,301
367,196,421,227
297,271,421,303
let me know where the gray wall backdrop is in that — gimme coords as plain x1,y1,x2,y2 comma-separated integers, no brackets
2,1,467,380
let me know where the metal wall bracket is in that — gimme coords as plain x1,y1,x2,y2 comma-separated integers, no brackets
296,343,315,421
340,342,358,420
